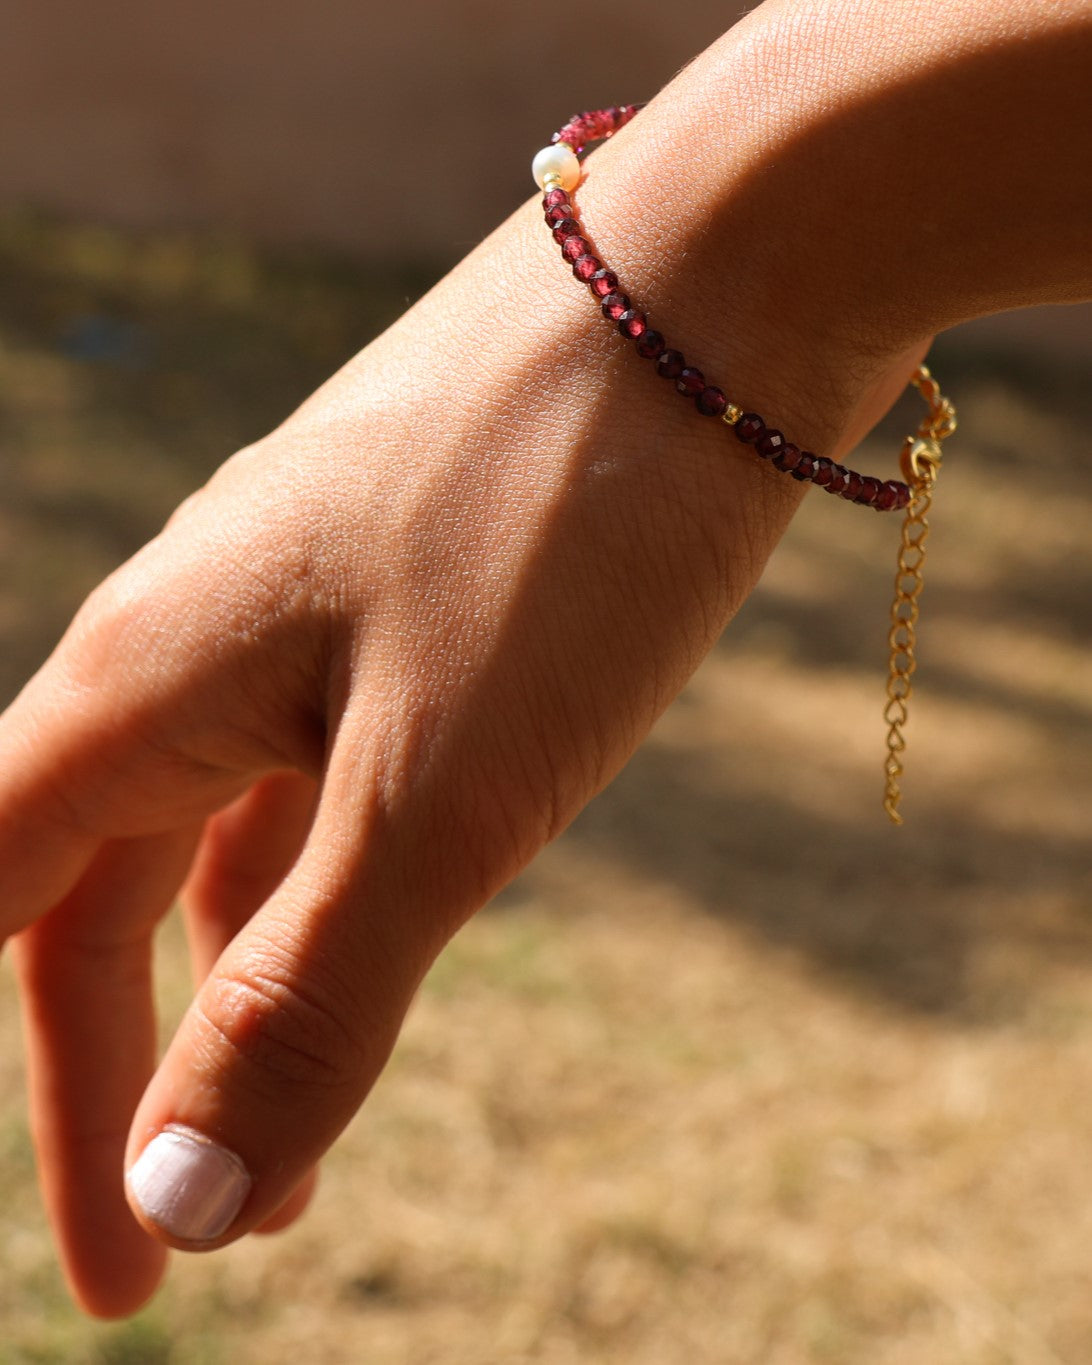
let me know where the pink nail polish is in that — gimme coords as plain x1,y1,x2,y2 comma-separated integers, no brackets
127,1124,252,1242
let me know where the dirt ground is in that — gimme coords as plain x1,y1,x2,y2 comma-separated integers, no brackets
0,214,1089,1364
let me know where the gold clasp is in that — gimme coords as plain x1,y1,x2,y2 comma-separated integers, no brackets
900,435,943,487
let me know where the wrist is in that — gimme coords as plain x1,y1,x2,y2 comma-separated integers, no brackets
517,73,918,592
576,0,1091,384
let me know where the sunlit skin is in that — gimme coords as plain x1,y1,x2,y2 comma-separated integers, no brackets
0,0,1088,1317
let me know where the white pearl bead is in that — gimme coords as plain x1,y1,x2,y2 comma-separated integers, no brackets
531,143,580,192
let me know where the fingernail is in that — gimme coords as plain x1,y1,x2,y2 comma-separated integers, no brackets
127,1124,252,1242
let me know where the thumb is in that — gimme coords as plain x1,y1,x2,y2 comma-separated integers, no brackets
123,755,449,1248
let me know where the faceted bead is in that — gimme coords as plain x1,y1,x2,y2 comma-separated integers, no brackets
696,386,728,417
561,235,590,262
856,475,882,506
543,187,569,210
893,481,912,510
773,442,802,472
825,464,850,495
545,202,573,226
601,292,630,321
552,218,580,244
572,253,600,282
589,268,619,298
676,367,705,397
843,471,863,501
756,429,786,460
811,456,834,486
875,480,901,511
656,349,685,379
635,329,666,359
735,413,765,444
617,310,647,340
791,451,817,481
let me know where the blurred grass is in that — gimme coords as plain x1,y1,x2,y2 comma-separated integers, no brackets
0,208,436,699
0,211,1090,1363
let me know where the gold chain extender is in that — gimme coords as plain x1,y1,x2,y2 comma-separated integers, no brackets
883,364,957,825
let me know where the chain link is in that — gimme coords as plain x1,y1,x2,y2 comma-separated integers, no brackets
911,363,958,443
882,365,955,825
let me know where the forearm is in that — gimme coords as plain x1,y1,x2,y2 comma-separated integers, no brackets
585,0,1091,344
546,0,1091,483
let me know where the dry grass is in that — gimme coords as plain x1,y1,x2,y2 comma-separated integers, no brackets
0,215,1089,1364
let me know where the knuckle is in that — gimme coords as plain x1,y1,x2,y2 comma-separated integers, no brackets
195,957,374,1099
162,485,208,532
66,558,167,672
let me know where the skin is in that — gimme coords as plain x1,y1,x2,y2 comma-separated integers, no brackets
0,0,1089,1319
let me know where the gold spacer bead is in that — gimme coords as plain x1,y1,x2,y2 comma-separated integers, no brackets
542,172,563,191
722,403,743,427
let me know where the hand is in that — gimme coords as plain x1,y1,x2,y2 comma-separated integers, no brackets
0,176,910,1322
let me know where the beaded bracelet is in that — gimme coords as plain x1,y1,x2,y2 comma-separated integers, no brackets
532,104,958,824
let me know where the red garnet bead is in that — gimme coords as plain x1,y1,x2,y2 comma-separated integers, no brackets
696,386,728,417
735,413,765,443
676,367,705,396
756,429,786,460
843,471,863,501
856,475,882,506
656,350,685,379
545,202,572,227
893,481,912,510
581,112,606,140
543,188,569,209
635,329,666,359
601,292,630,321
552,218,580,244
561,235,589,262
791,451,817,481
826,465,850,495
875,480,901,511
572,254,600,282
589,267,619,297
773,442,802,472
617,309,647,339
811,456,834,487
